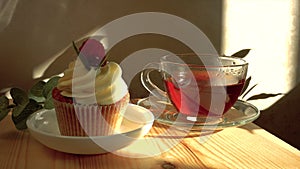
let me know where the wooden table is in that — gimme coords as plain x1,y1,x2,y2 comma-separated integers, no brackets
0,109,299,169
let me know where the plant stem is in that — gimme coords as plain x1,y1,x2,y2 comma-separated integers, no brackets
7,105,16,109
72,41,80,55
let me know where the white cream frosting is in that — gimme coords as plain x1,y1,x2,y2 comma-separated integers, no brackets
57,59,128,105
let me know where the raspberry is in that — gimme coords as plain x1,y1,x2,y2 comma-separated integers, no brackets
52,87,73,104
78,38,106,68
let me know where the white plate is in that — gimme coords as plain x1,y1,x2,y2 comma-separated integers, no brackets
26,104,154,155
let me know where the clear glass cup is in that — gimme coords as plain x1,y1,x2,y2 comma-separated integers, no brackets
140,53,248,125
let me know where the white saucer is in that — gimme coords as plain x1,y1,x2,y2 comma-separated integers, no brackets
26,104,154,155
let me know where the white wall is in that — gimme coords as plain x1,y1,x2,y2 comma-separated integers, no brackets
222,0,300,110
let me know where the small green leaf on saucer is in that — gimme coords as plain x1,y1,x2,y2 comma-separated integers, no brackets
42,76,60,98
12,99,42,130
30,81,46,98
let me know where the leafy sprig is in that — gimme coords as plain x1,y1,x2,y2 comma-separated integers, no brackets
0,76,60,130
224,49,284,100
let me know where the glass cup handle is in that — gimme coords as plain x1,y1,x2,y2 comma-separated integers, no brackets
140,63,169,101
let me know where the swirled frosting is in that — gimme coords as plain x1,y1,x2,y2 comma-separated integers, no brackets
57,59,128,105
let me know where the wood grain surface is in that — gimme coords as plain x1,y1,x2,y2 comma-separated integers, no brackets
0,112,299,169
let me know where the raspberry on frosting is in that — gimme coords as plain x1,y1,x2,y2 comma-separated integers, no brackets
52,87,73,103
78,38,106,69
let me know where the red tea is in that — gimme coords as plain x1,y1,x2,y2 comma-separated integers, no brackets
164,70,245,117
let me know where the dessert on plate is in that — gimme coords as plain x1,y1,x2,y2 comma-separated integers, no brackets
52,37,129,136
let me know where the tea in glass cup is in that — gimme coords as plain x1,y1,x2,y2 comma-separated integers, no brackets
141,53,248,124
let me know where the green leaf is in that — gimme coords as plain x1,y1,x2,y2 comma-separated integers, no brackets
13,118,28,130
10,88,29,106
240,77,252,96
0,95,9,110
12,99,42,130
29,81,46,98
231,49,251,58
242,84,258,99
0,95,10,121
28,93,46,103
246,93,284,101
44,92,54,109
12,104,27,117
42,76,60,98
10,88,29,117
12,100,39,120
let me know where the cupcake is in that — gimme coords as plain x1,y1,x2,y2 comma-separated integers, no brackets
52,38,130,136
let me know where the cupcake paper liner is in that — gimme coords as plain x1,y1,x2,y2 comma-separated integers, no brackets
53,93,129,136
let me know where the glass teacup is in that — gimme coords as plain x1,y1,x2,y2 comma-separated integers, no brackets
140,53,248,124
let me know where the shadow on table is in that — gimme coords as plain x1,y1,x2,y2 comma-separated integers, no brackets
254,83,300,150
